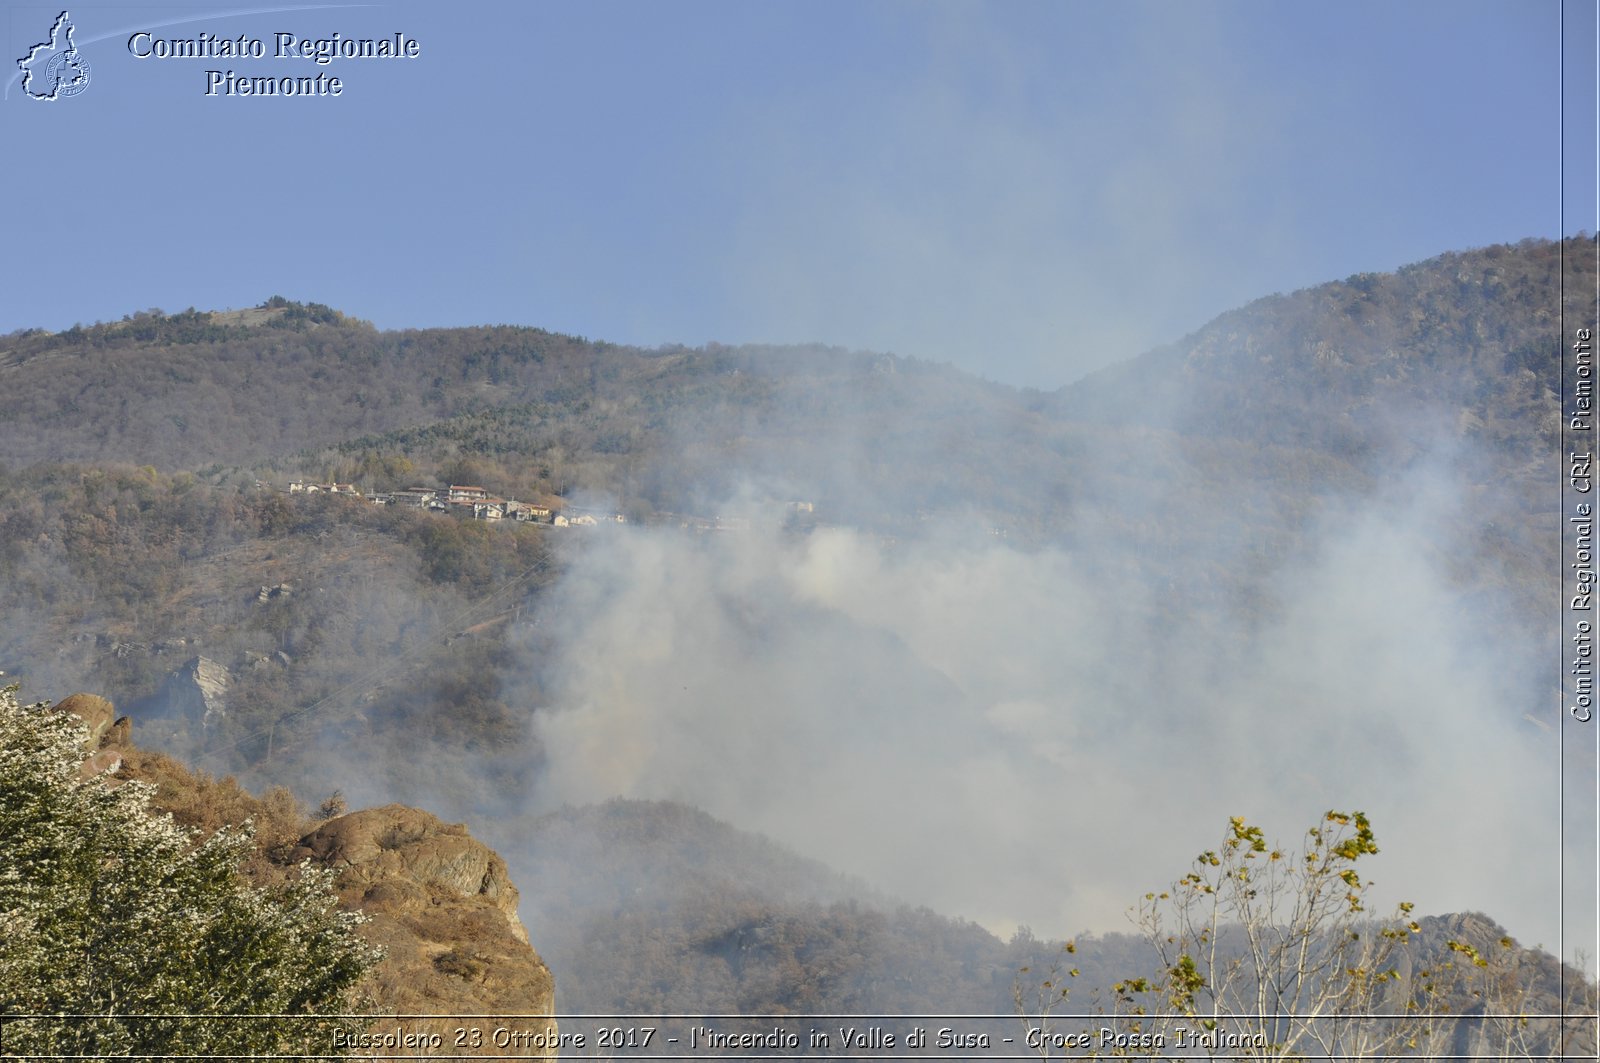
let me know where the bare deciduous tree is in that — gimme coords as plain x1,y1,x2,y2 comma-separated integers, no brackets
1018,812,1501,1060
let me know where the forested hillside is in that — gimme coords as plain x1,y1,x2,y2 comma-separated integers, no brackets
0,465,554,813
0,240,1578,619
0,236,1589,1035
0,241,1579,775
2,238,1578,536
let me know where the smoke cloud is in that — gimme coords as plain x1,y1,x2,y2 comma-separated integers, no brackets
523,457,1567,952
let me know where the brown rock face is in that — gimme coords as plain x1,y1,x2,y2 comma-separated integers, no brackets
53,693,131,779
294,805,529,944
53,693,118,747
292,805,558,1057
53,698,559,1059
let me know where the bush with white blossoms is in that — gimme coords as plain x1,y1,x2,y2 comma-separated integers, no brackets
0,688,380,1057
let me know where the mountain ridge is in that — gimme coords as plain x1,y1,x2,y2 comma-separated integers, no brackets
0,235,1588,1034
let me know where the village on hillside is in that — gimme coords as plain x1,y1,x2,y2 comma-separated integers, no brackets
278,479,811,534
285,480,621,527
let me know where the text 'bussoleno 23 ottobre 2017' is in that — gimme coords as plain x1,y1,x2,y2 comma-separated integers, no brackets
127,30,422,97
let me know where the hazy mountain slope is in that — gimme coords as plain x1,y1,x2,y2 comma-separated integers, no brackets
0,241,1578,585
321,238,1578,589
1,240,1578,495
0,301,657,468
0,238,1574,853
0,301,1011,481
516,799,1114,1017
0,466,555,814
0,240,1570,764
0,238,1587,1031
1058,237,1574,456
1047,237,1584,625
504,796,1594,1059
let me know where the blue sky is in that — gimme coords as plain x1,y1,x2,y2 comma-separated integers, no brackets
1,0,1593,387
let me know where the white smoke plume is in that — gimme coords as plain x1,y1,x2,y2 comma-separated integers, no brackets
524,467,1568,952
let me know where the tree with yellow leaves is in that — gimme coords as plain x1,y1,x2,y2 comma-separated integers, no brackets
1020,812,1465,1060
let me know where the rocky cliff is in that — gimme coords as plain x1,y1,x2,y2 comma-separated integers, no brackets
54,693,559,1058
144,656,231,731
292,805,559,1056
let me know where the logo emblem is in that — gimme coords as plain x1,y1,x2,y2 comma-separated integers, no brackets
18,11,91,101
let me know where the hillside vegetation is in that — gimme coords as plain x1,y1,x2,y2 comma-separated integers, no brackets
0,241,1577,603
2,691,558,1058
0,237,1588,1034
0,465,555,812
0,241,1579,773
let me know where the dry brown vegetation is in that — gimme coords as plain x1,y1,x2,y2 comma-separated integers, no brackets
68,696,559,1057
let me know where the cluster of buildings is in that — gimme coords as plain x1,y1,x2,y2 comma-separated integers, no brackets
281,481,823,535
285,480,624,526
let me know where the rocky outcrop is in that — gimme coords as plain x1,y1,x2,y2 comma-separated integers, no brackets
292,806,558,1057
54,698,558,1059
148,656,231,730
54,692,118,746
54,693,130,777
295,805,529,944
